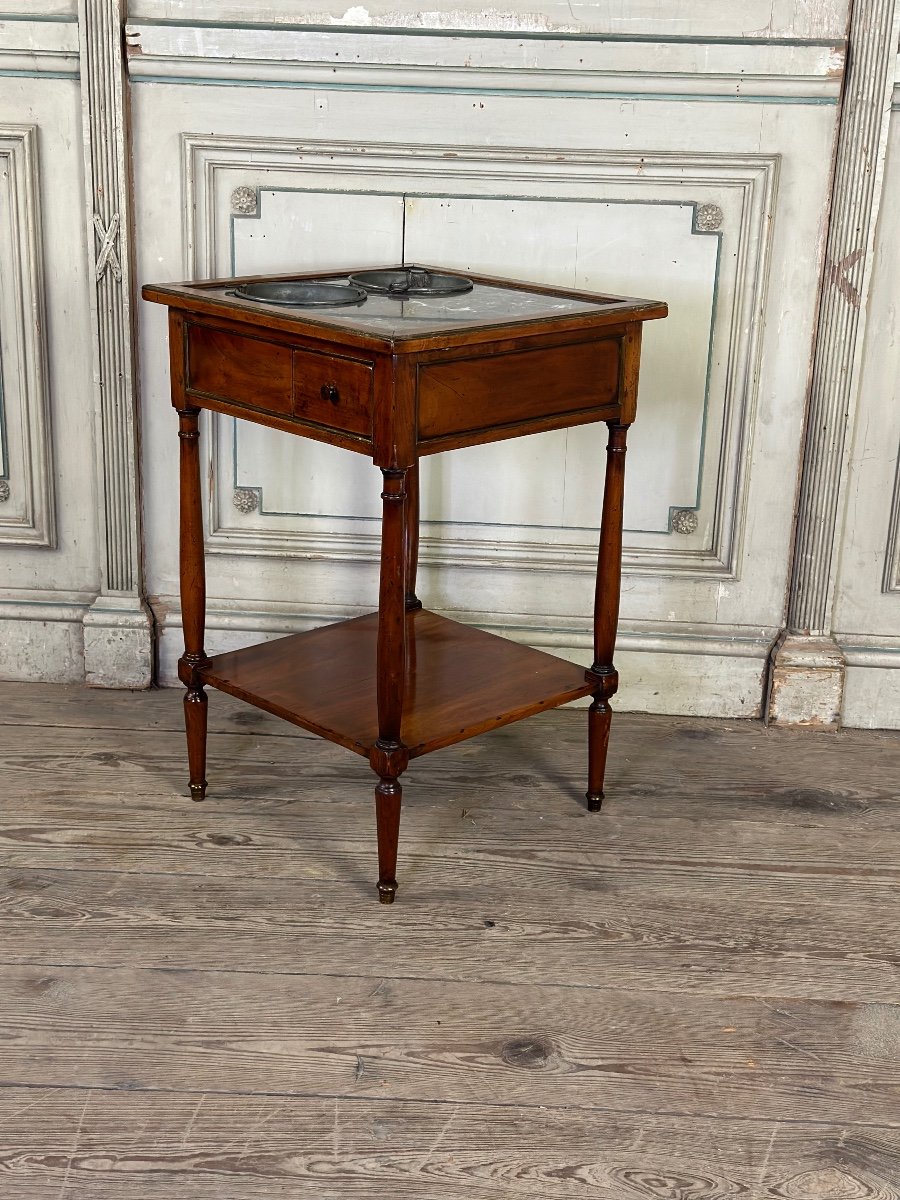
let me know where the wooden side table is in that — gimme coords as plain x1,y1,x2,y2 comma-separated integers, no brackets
143,266,667,902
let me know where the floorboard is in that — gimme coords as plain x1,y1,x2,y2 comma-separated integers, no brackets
1,1088,897,1200
0,681,898,1198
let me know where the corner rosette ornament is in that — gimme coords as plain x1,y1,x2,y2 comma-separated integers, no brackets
230,186,258,216
0,480,9,502
233,488,259,514
671,508,699,535
695,203,723,232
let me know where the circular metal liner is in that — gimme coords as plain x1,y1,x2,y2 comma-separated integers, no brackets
349,268,474,298
232,281,368,308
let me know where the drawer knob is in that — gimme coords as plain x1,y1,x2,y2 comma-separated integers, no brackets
320,383,340,405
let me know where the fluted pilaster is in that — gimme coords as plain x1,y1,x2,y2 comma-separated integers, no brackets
787,0,899,636
770,0,900,726
79,0,152,685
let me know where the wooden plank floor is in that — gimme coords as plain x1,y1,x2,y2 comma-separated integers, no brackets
0,681,898,1198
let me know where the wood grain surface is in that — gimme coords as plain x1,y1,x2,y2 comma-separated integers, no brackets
0,682,898,1197
200,610,596,757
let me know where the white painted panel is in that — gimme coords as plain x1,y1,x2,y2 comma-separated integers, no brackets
232,187,403,274
128,0,849,40
405,195,717,533
0,2,75,16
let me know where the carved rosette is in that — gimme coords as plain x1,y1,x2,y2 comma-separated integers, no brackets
0,480,10,503
233,488,259,514
231,186,258,216
694,203,723,232
671,508,699,535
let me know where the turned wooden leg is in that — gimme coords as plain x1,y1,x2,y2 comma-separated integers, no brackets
184,689,208,802
587,421,629,811
586,697,612,811
371,467,410,903
177,405,210,802
375,776,402,903
405,460,422,612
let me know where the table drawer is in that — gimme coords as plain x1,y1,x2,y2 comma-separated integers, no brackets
187,325,292,416
292,349,374,438
417,338,620,441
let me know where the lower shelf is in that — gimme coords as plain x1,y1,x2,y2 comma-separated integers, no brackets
201,608,596,759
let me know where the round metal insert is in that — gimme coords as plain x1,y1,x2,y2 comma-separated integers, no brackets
348,267,474,298
231,281,368,308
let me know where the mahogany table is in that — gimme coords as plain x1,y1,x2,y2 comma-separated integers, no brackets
143,266,667,903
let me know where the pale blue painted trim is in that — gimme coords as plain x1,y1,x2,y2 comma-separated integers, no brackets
665,213,723,533
229,188,721,537
0,67,79,79
132,75,838,104
0,12,77,21
131,17,843,48
0,337,7,481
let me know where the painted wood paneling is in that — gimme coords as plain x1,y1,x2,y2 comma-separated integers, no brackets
835,104,900,727
132,35,835,714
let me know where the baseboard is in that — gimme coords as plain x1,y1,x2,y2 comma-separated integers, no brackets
0,592,92,683
840,639,900,729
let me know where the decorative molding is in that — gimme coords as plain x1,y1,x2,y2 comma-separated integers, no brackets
0,481,9,502
125,21,843,102
784,0,900,637
0,16,80,77
883,447,900,593
92,211,122,281
78,0,153,686
182,136,778,581
0,125,55,548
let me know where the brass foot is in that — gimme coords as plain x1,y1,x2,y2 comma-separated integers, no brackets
377,879,398,904
189,781,208,803
586,791,604,812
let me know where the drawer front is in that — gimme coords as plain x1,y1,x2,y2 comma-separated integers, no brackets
292,349,374,438
187,325,292,415
417,338,620,441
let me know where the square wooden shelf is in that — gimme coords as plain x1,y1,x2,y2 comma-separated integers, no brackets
201,609,596,760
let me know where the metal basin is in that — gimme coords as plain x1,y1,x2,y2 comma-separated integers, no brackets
232,281,368,308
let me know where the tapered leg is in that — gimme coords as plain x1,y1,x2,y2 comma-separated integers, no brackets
371,467,410,903
184,689,208,802
375,776,402,903
177,406,210,802
586,697,612,811
405,460,422,612
587,421,630,811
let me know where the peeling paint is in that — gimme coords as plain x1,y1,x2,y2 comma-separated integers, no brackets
322,8,579,33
